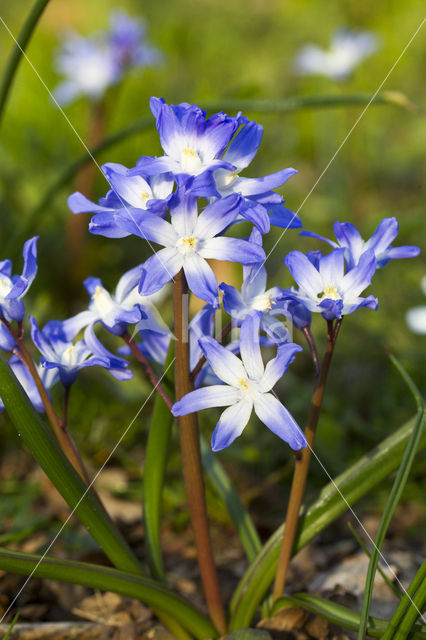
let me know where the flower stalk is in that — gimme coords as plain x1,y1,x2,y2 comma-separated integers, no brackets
272,318,342,602
173,268,227,636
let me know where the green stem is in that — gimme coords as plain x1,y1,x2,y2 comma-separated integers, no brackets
272,319,341,602
382,561,426,640
173,269,227,636
0,0,51,125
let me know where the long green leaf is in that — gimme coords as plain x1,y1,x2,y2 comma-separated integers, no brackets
27,90,423,236
0,0,51,124
200,435,261,562
358,357,425,640
382,561,426,640
0,354,142,575
271,594,426,640
143,344,175,581
229,415,426,630
394,565,426,640
0,548,216,639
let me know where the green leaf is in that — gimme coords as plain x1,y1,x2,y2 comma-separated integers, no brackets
0,0,51,124
27,91,423,237
272,594,426,640
392,563,426,640
0,548,217,639
0,354,142,575
143,343,175,581
382,560,426,640
200,435,261,562
229,415,426,630
358,357,425,640
2,611,20,640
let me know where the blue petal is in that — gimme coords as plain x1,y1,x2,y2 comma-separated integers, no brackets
172,385,240,416
139,249,183,296
189,304,215,370
260,343,302,392
235,168,298,196
7,237,38,300
194,193,241,239
68,192,111,214
254,393,306,450
284,251,323,298
220,283,245,321
200,237,265,263
199,335,246,386
341,249,376,298
89,211,133,238
222,120,263,170
269,205,302,229
239,311,264,380
183,255,219,306
211,400,252,451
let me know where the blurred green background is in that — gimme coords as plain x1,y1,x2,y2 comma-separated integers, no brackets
0,0,425,533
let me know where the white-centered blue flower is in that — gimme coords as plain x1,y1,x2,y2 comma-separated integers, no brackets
30,318,132,387
130,191,265,307
53,12,161,106
69,162,174,237
294,28,380,81
0,237,38,323
172,312,306,452
301,217,420,270
284,248,378,320
406,276,426,335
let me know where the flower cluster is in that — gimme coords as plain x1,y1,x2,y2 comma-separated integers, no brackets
53,11,161,106
0,98,420,456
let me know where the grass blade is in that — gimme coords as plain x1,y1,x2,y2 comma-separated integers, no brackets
0,548,217,639
2,612,19,640
393,564,426,640
229,415,426,630
272,593,426,640
200,435,261,562
143,344,175,581
0,354,142,575
357,358,425,640
0,0,51,124
382,561,426,640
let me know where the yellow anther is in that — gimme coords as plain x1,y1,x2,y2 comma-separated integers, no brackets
182,147,198,158
182,236,197,249
140,191,150,204
318,284,340,300
238,376,249,390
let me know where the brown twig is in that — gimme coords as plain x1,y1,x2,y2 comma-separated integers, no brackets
272,317,342,602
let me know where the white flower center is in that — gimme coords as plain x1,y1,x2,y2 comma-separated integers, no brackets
237,376,258,399
318,284,341,301
0,277,12,300
140,191,151,207
176,236,199,256
180,147,202,173
62,345,77,366
252,292,274,312
92,285,117,319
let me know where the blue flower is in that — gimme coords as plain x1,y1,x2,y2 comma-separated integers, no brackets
131,190,265,307
30,318,132,387
0,355,56,414
283,248,378,320
53,12,161,106
294,28,380,81
172,311,306,452
131,98,241,181
220,229,292,342
301,217,420,270
108,11,162,70
62,266,168,337
68,162,174,236
0,237,38,323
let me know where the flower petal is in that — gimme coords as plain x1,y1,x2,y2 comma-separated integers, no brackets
172,385,240,416
211,400,253,451
139,248,183,296
199,237,265,263
234,168,297,196
199,335,246,386
259,343,303,392
222,120,263,170
184,255,219,306
254,393,306,450
239,311,264,380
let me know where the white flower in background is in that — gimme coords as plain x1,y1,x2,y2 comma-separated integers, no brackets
406,276,426,334
294,28,380,81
